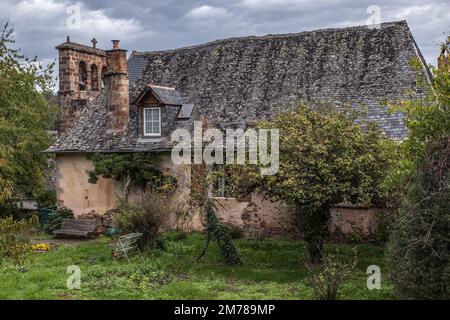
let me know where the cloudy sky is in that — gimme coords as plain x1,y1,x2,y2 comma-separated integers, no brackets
0,0,448,69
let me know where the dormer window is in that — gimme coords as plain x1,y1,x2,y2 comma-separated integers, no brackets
143,107,161,136
134,84,188,139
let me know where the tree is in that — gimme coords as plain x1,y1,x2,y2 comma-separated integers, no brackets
388,41,450,299
389,137,450,299
244,105,396,263
87,153,176,200
0,23,57,203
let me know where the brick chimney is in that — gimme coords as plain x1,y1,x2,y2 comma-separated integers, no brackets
104,40,129,135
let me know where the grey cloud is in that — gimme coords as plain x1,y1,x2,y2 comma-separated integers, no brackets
0,0,448,70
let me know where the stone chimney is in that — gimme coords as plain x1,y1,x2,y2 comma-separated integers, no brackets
104,40,129,135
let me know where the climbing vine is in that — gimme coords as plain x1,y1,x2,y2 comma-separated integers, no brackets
86,153,176,200
197,198,241,265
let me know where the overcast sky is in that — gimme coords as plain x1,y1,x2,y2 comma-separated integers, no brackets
1,0,449,70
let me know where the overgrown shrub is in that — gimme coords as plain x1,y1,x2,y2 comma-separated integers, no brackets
116,192,170,249
389,137,450,299
35,189,56,209
0,200,23,219
374,210,394,245
305,249,357,300
43,207,74,234
0,215,38,265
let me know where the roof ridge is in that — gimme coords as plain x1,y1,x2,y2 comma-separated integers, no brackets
148,84,176,90
132,20,408,56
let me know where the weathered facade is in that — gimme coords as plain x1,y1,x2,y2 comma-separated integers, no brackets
47,21,431,238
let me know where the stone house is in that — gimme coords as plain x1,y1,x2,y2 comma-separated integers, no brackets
47,21,432,238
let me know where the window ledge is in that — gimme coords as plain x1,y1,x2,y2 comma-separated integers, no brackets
137,137,162,143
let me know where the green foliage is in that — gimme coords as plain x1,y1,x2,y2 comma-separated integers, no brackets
202,199,241,265
0,23,57,203
389,137,450,299
0,200,22,219
305,249,358,300
387,57,450,191
162,230,187,242
244,105,396,262
35,189,56,209
87,153,176,199
43,207,74,234
225,224,243,239
116,193,168,250
387,43,450,299
0,215,38,265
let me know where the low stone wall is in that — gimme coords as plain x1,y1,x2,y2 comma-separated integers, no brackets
212,195,297,238
329,206,379,240
211,195,380,239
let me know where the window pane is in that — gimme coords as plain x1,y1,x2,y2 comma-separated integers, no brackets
144,108,160,135
153,109,160,121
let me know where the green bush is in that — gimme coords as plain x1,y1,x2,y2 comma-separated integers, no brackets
116,192,170,249
43,207,74,234
0,201,23,219
389,137,450,299
0,215,38,265
305,249,357,300
35,189,56,209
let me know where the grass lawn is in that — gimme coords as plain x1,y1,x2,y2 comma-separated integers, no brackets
0,233,395,300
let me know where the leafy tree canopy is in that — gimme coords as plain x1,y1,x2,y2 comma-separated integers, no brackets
387,56,450,190
242,105,397,263
0,23,57,203
388,41,450,299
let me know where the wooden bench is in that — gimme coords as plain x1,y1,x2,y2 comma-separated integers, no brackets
112,233,143,262
53,218,97,238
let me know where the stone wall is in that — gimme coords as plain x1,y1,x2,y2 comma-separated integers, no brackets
56,152,380,239
55,153,121,214
55,152,190,217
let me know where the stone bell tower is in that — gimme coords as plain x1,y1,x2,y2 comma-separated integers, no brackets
55,36,107,134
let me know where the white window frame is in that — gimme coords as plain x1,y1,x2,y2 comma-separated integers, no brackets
143,107,161,137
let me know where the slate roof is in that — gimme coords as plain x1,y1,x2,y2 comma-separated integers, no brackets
48,20,431,153
134,84,183,106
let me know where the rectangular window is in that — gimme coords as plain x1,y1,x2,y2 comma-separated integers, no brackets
143,107,161,136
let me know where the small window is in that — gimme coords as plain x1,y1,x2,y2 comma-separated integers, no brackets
143,107,161,136
79,61,87,91
91,64,99,91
